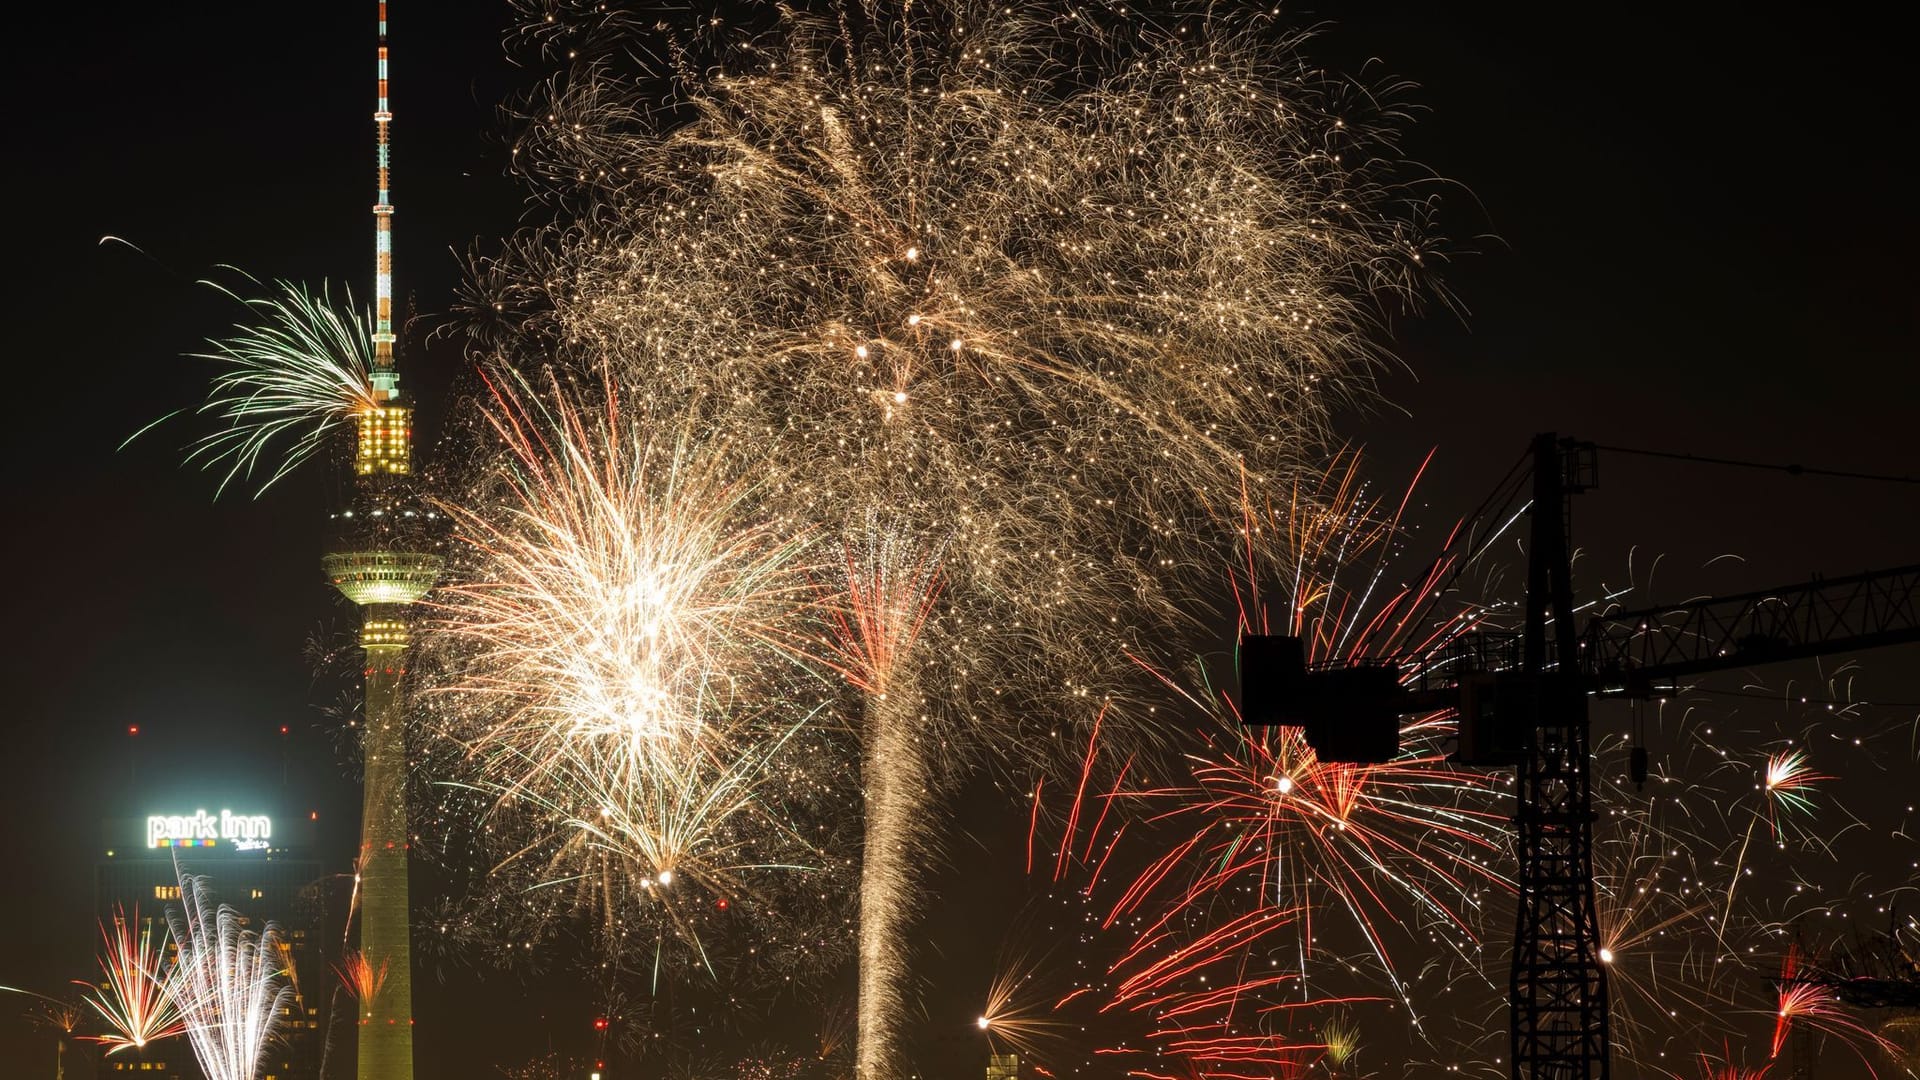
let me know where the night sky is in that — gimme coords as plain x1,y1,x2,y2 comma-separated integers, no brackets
6,3,1915,1077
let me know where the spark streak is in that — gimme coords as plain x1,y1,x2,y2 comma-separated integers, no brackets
168,875,294,1080
171,278,379,497
77,906,185,1055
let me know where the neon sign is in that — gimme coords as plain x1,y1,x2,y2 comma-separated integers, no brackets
147,810,273,852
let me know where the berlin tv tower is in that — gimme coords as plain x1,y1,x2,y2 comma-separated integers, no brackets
321,6,441,1077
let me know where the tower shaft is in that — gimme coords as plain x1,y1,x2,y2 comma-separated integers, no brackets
358,615,414,1080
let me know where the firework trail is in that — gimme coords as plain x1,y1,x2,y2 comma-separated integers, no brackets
973,942,1074,1062
814,999,855,1065
168,874,294,1080
1710,746,1838,958
137,276,379,497
851,674,928,1067
479,2,1435,1066
77,905,186,1055
1697,1052,1772,1080
814,517,946,1067
423,365,852,983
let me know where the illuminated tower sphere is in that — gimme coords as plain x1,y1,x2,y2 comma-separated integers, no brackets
321,7,441,1079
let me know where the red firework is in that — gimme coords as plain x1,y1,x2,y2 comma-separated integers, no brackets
77,905,185,1055
336,949,389,1015
1021,453,1513,1072
1768,943,1898,1069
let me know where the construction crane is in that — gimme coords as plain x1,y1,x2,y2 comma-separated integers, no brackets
1240,432,1920,1079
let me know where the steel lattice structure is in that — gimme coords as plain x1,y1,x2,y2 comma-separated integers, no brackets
1583,564,1920,699
1510,435,1608,1078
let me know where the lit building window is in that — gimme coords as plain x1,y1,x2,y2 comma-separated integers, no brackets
361,618,410,647
355,406,413,475
154,885,181,901
251,888,265,900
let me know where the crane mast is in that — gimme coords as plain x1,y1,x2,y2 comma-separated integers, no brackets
1509,434,1608,1076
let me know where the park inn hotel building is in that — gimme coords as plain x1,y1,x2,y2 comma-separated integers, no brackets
93,802,325,1079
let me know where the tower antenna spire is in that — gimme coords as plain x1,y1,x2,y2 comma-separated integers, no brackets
371,1,399,401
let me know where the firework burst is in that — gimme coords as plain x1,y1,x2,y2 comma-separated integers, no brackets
1768,943,1901,1070
423,365,852,982
1760,748,1833,841
151,277,380,497
975,945,1076,1062
498,1050,590,1080
433,369,820,766
335,949,389,1011
168,875,295,1080
77,905,186,1055
477,1,1435,1065
1321,1014,1362,1073
31,995,83,1036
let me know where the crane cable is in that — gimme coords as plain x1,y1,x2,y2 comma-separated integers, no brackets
1593,443,1919,486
